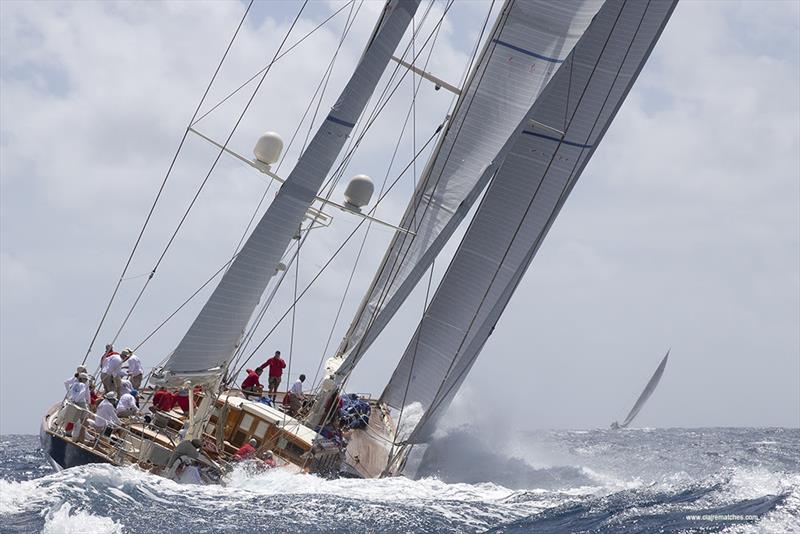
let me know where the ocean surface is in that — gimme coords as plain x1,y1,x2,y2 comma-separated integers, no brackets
1,427,798,533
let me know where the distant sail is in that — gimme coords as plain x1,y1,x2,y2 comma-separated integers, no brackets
614,350,670,429
159,0,420,385
383,0,679,444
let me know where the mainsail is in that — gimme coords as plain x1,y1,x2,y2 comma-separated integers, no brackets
327,0,605,384
159,0,421,385
615,350,670,428
382,0,678,443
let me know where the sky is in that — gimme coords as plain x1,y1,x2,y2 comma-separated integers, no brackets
1,0,798,435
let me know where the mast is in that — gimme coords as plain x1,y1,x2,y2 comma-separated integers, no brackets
308,1,606,426
155,0,421,388
382,0,679,444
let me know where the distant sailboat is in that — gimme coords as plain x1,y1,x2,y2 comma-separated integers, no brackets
611,350,670,429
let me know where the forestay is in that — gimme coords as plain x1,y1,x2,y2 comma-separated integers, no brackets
330,0,605,382
159,0,421,384
382,0,678,443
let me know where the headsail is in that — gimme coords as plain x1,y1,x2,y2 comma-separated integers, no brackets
382,0,678,443
614,350,670,429
158,0,421,385
327,0,605,384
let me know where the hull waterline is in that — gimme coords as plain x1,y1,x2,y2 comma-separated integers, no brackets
40,405,109,471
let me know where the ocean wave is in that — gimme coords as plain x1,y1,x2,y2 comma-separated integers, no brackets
42,503,122,534
1,429,797,533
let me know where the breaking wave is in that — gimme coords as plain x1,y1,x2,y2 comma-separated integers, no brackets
1,429,798,533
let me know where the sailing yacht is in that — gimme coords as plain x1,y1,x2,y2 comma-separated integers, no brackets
611,350,670,430
40,0,678,481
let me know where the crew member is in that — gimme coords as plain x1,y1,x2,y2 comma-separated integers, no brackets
241,368,264,396
257,351,286,401
101,344,117,366
64,365,88,391
117,390,139,417
121,349,143,389
63,372,91,442
119,377,134,397
288,374,306,415
101,351,123,395
94,391,122,437
235,438,258,461
152,387,176,412
263,450,277,468
59,365,88,428
175,388,190,413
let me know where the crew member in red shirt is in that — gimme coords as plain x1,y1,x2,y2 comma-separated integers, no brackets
235,438,258,461
152,388,177,411
257,351,286,402
241,368,264,397
175,389,190,412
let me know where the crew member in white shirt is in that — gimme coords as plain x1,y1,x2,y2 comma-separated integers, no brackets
122,349,143,389
64,365,88,391
59,365,88,428
288,374,306,415
102,352,124,395
119,377,134,397
63,373,91,442
94,391,122,436
116,390,139,418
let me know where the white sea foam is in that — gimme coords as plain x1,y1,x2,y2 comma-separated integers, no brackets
0,477,58,515
225,465,517,503
42,503,122,534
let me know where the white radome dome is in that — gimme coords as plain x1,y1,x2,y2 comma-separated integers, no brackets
344,174,374,211
253,132,284,165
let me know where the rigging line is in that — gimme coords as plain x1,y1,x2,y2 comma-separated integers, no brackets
235,0,443,379
341,0,492,359
415,0,643,436
320,2,443,375
229,174,337,381
132,254,237,352
229,124,444,379
284,239,300,431
391,256,434,456
298,11,348,155
298,0,363,162
120,271,153,281
336,0,493,382
228,0,363,263
80,0,255,365
228,229,305,379
285,0,362,174
312,1,440,402
191,0,356,127
290,0,434,382
109,1,309,344
314,0,446,201
310,8,440,392
232,104,445,383
313,0,435,208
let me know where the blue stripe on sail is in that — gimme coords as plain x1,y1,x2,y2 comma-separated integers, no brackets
326,115,356,128
492,39,564,64
522,130,593,149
